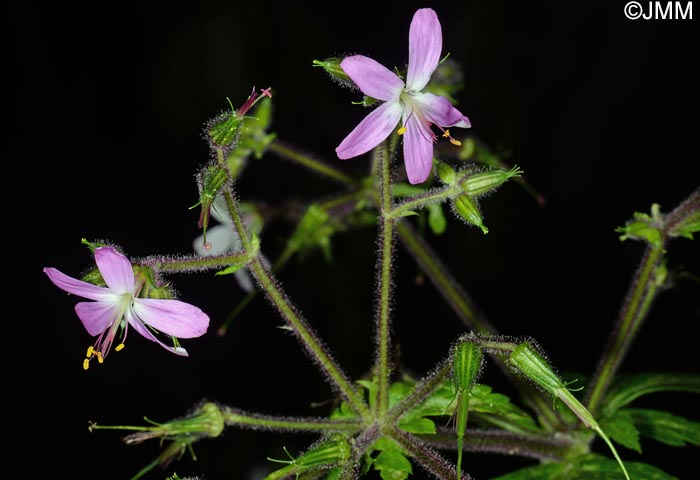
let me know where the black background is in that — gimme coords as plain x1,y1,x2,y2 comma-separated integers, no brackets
8,1,699,479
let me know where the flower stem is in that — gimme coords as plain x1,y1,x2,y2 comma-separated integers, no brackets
423,426,573,462
221,406,362,433
585,244,665,414
586,189,699,414
389,426,466,480
375,139,396,417
248,254,371,420
147,252,251,274
389,185,458,219
268,139,358,186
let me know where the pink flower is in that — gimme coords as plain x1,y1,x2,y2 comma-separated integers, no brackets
336,8,471,184
44,246,209,369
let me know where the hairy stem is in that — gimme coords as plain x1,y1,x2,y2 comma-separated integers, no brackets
389,427,467,480
422,427,573,462
375,140,396,417
248,255,371,419
585,244,664,414
221,407,362,433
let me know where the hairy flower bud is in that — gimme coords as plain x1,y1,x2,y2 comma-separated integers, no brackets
435,160,456,185
120,402,225,445
461,166,522,198
451,194,488,234
313,57,352,86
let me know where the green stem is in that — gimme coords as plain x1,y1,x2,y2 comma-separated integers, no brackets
395,222,561,430
147,252,250,274
389,185,457,219
268,139,358,186
421,427,572,462
248,255,371,420
388,426,463,480
387,358,452,423
585,245,664,414
221,407,362,433
375,140,395,417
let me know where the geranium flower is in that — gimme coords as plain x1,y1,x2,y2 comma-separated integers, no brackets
44,246,209,369
335,8,471,184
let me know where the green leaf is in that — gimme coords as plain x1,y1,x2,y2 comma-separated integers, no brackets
469,384,539,433
625,408,700,447
398,416,436,434
492,454,677,480
427,204,447,235
373,447,412,480
571,454,676,480
599,411,642,453
215,263,245,276
602,373,700,417
490,462,565,479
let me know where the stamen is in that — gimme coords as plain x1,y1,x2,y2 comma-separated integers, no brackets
83,358,90,370
442,129,462,146
115,343,125,352
96,351,104,363
397,126,407,135
86,346,94,358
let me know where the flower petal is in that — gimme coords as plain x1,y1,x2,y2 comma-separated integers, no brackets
336,101,403,159
131,298,209,338
210,194,233,225
413,92,471,129
340,55,403,101
44,267,114,301
406,8,442,91
193,224,240,256
74,301,118,336
125,308,189,356
402,115,435,184
94,247,135,294
234,269,255,293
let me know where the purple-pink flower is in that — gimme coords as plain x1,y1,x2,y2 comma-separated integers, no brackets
335,8,471,184
44,246,209,369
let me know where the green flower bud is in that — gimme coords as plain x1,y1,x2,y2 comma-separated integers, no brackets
265,438,351,480
435,160,456,185
313,58,352,86
193,164,229,246
451,194,488,234
453,341,483,393
461,166,522,198
616,203,664,248
119,402,225,445
206,88,272,157
206,109,244,154
508,341,563,395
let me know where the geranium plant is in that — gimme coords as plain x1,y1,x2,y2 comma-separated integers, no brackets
43,7,699,480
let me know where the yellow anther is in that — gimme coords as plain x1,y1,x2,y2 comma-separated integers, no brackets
115,343,125,352
86,346,94,358
449,138,463,146
442,129,451,138
397,126,407,135
83,358,90,370
96,351,104,363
